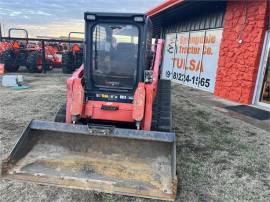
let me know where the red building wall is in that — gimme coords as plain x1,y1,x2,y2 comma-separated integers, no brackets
214,0,269,104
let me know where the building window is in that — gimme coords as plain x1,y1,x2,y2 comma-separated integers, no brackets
260,51,270,104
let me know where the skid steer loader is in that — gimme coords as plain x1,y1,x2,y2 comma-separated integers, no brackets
1,12,177,201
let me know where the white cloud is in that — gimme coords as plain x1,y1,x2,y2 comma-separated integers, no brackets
23,15,30,19
33,10,52,16
9,11,22,17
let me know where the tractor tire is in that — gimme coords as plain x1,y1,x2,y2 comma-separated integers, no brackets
26,51,43,73
151,79,172,132
2,49,19,72
74,52,83,69
54,104,66,123
62,52,73,74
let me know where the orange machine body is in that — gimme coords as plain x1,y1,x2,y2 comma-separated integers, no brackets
0,64,4,75
65,39,164,130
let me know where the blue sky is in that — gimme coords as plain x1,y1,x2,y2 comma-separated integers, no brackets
0,0,163,37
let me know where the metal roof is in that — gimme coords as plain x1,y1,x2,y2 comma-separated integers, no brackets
147,0,227,37
147,0,185,17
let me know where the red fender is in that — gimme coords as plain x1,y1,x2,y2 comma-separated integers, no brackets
132,82,146,122
0,64,4,75
70,78,84,116
142,85,154,131
71,44,81,53
66,65,84,123
12,41,20,49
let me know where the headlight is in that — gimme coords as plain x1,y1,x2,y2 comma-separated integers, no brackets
86,15,96,21
134,16,144,22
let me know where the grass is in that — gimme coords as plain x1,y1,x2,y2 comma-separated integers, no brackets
1,80,269,202
172,94,270,201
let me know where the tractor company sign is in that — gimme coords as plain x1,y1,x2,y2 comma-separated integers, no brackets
161,29,223,93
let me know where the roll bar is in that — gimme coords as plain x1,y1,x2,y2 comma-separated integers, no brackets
68,32,84,47
8,28,29,43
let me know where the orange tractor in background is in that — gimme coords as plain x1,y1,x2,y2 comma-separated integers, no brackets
26,41,62,73
61,32,84,73
0,28,65,73
0,28,29,72
0,41,10,64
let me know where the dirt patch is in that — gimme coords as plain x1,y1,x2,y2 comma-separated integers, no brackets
0,74,269,202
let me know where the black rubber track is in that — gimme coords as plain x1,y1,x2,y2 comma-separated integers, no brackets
26,51,43,73
62,52,73,74
2,49,19,72
151,79,172,132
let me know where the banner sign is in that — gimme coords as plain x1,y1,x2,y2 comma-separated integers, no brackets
172,32,189,84
161,33,177,80
161,29,223,93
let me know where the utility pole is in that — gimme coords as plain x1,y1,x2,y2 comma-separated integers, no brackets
0,23,2,41
1,18,5,37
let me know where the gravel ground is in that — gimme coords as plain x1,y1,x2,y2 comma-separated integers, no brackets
0,72,269,202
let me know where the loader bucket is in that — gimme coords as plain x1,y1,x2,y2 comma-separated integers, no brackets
1,120,177,201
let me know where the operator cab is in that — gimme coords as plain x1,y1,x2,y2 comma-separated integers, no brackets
84,12,153,103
